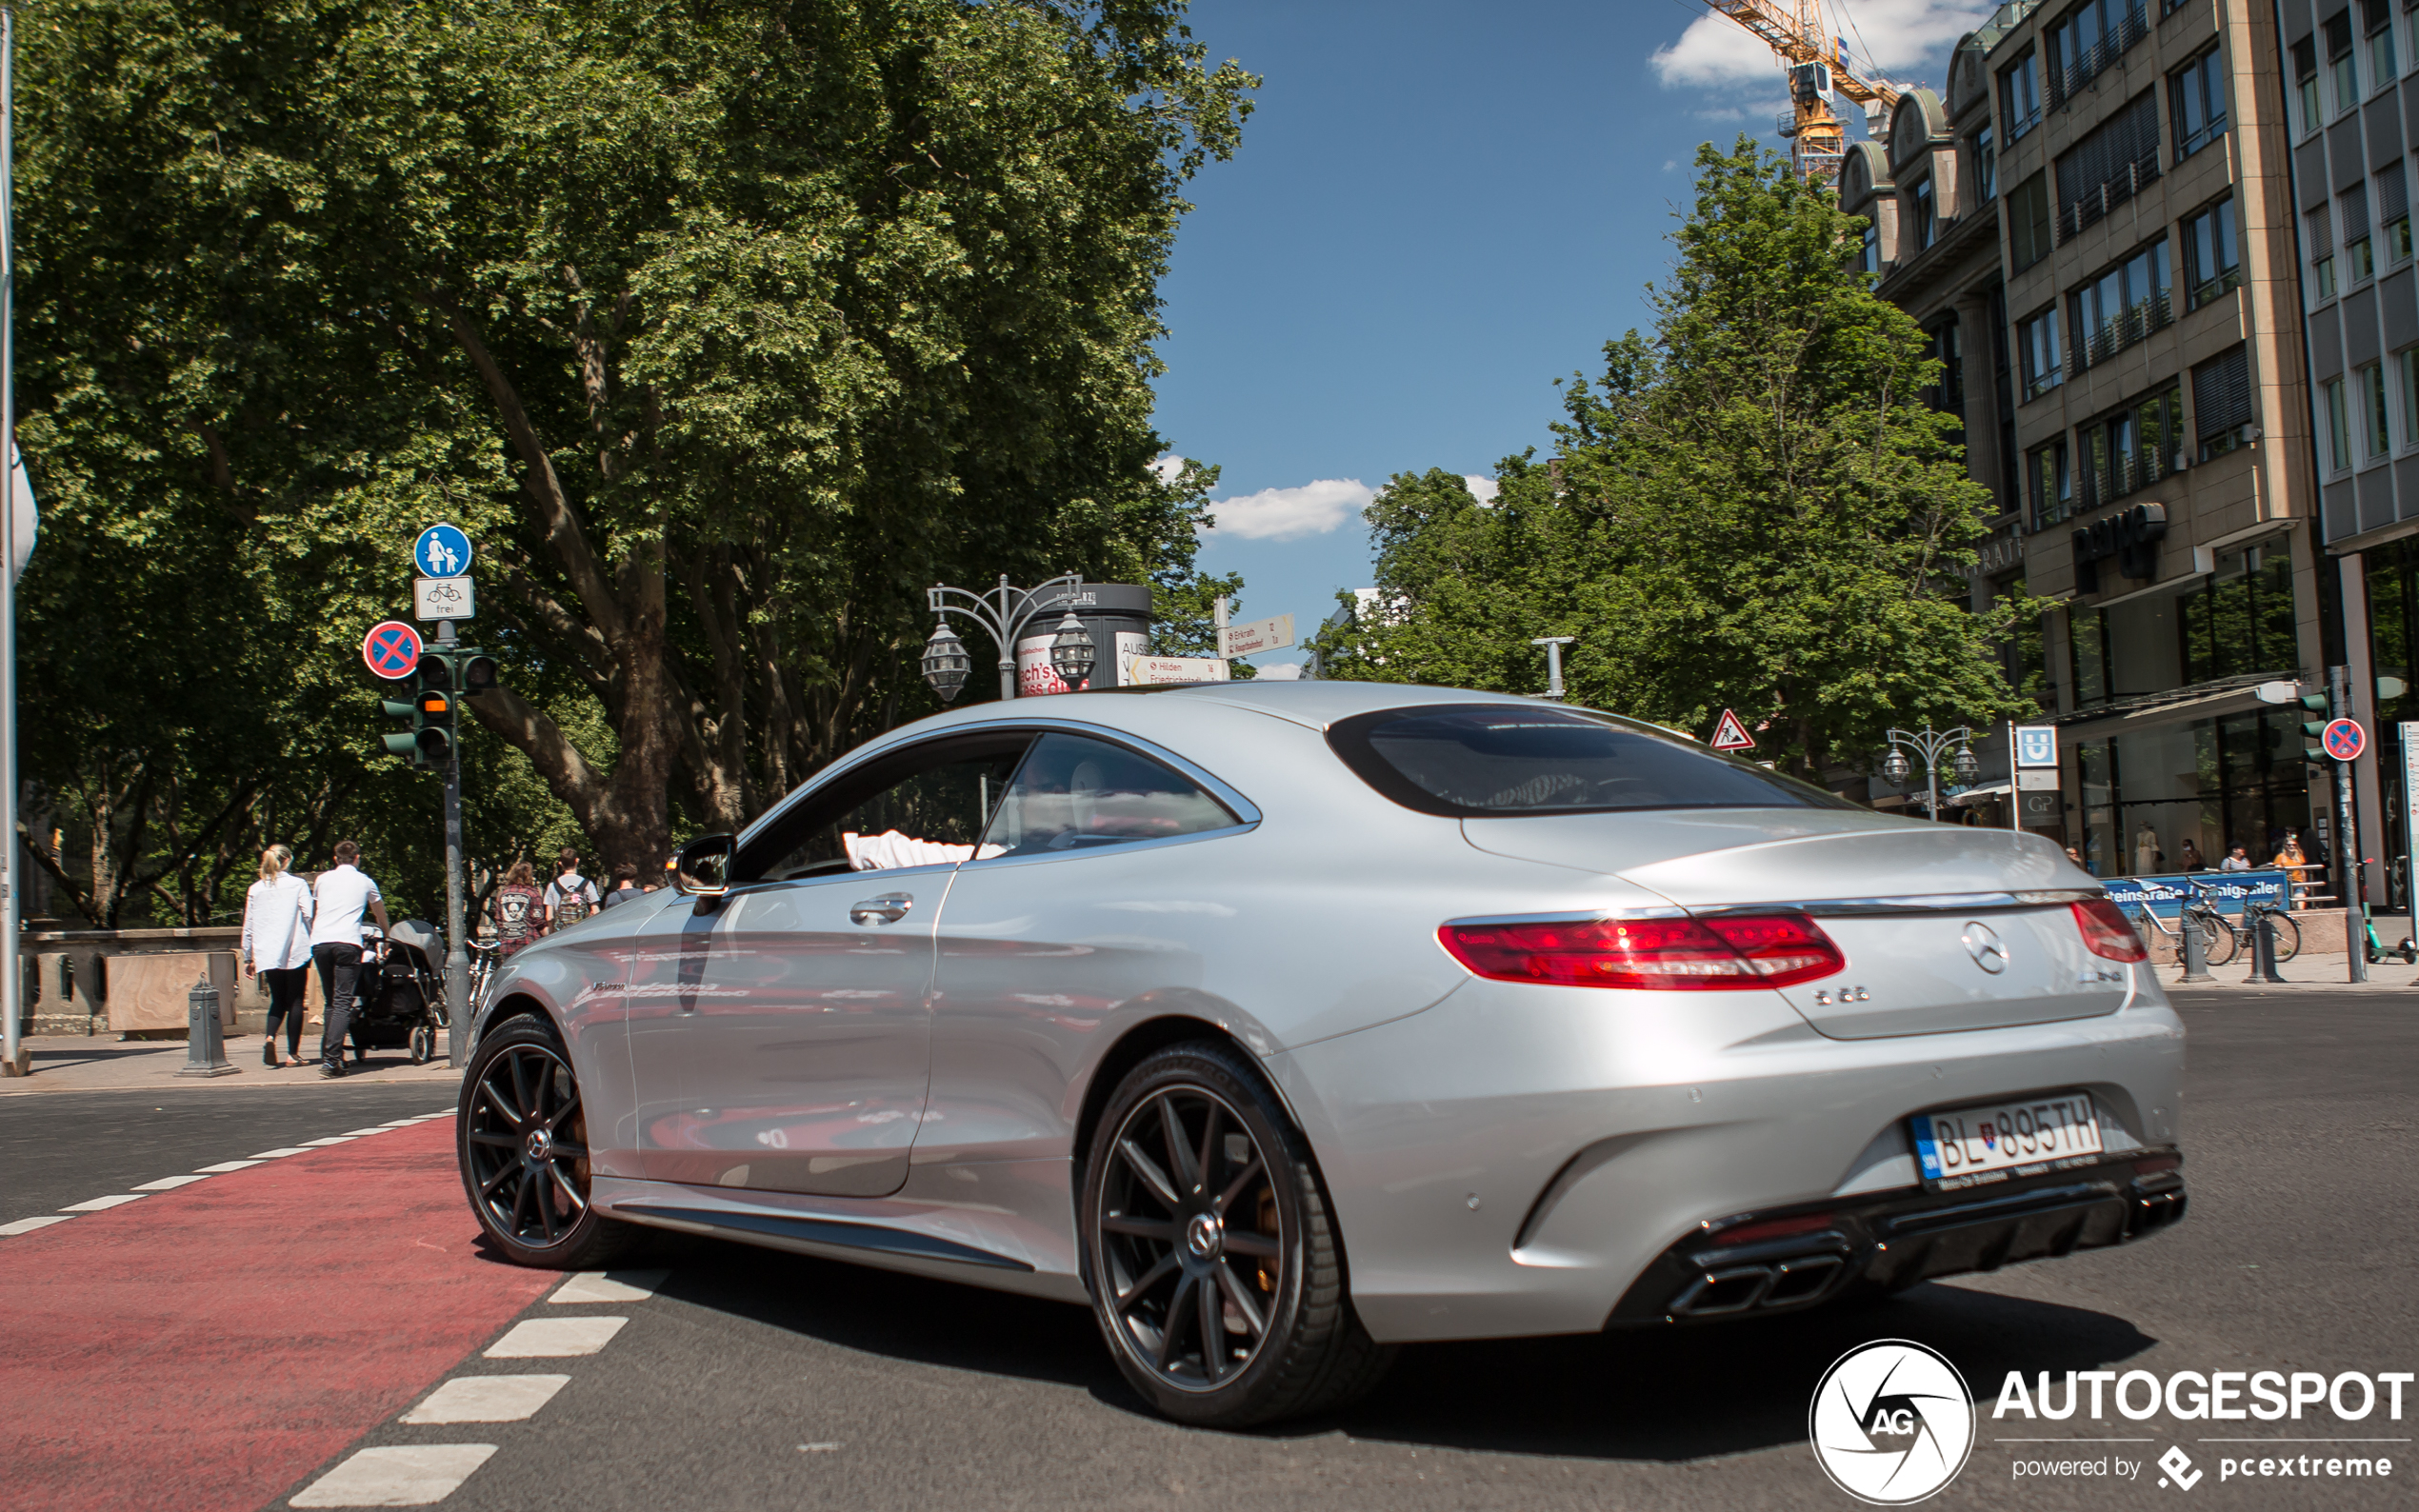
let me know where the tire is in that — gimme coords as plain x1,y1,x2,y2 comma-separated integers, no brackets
2199,917,2238,966
2269,914,2302,963
410,1025,434,1065
1079,1042,1394,1428
458,1017,635,1268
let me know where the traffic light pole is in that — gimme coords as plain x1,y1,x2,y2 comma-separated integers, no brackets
436,622,470,1065
2330,666,2368,985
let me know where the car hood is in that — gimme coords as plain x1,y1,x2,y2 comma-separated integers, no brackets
1461,809,2090,905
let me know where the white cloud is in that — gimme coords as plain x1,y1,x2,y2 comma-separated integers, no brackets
1203,478,1371,542
1649,0,1989,90
1150,453,1186,484
1254,663,1304,680
1463,474,1499,505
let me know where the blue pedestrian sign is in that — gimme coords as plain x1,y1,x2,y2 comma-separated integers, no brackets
413,523,473,579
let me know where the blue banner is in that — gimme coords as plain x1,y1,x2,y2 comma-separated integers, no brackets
2099,868,2289,919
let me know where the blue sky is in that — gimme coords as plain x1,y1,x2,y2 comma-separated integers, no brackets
1151,0,1986,669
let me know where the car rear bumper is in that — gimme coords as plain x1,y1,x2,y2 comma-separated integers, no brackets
1604,1152,2186,1325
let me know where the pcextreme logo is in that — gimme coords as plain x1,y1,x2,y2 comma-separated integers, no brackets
1809,1340,1977,1504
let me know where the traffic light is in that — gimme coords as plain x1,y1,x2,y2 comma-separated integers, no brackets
376,648,498,770
2302,691,2331,763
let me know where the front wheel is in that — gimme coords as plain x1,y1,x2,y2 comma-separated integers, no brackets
2199,917,2239,966
2269,913,2303,962
410,1024,435,1064
458,1018,634,1268
1080,1043,1393,1427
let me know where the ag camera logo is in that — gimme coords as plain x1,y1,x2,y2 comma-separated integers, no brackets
1810,1340,1976,1503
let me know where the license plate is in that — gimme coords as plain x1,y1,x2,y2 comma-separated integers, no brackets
1910,1092,2104,1190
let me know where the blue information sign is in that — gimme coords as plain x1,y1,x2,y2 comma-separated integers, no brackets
413,523,473,579
2099,868,2289,920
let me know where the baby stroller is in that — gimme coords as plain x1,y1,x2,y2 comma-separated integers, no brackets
348,920,451,1065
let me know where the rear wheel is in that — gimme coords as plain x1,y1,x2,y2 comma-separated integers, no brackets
2268,913,2302,962
2198,915,2238,966
458,1018,634,1268
1080,1043,1393,1427
409,1024,435,1064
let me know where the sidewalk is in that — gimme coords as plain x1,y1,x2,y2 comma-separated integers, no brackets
1,1034,463,1095
2157,953,2419,993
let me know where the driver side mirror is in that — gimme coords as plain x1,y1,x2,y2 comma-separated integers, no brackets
672,834,733,900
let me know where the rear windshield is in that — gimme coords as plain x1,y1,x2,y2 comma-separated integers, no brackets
1328,704,1857,816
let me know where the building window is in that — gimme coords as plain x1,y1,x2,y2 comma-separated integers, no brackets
2030,439,2074,528
2183,195,2243,307
2296,37,2322,133
1974,126,1997,202
2366,362,2393,458
2079,385,2184,506
2009,171,2054,270
2378,162,2410,262
2345,183,2375,283
2069,238,2172,371
2070,607,2110,705
2329,10,2359,115
2178,543,2299,685
2193,344,2253,460
2054,90,2161,243
2309,204,2338,300
2327,376,2352,471
1856,220,1881,273
2369,0,2397,90
2170,48,2229,160
2020,305,2065,400
1931,322,1967,409
2405,348,2419,445
2049,0,2150,106
2003,49,2044,140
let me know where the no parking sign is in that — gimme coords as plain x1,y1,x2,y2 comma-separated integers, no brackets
2322,718,2367,762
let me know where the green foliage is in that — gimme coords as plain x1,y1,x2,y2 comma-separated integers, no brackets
1318,139,2037,777
16,0,1251,917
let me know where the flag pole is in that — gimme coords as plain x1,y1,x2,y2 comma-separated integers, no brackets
2,8,25,1078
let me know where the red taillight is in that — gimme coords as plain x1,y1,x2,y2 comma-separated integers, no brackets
2072,898,2149,962
1437,912,1844,990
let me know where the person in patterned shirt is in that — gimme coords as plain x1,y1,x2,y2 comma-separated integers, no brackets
490,860,546,956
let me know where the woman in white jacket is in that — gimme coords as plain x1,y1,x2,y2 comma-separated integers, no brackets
241,845,314,1067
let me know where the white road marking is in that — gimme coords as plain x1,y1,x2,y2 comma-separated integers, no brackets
289,1443,497,1506
342,1126,393,1137
376,1120,421,1128
59,1194,145,1212
251,1147,313,1159
483,1317,628,1358
195,1160,266,1173
547,1270,668,1304
0,1215,73,1236
798,1442,844,1452
132,1174,212,1191
299,1137,356,1147
400,1374,570,1424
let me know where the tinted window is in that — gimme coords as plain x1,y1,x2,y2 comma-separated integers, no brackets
1329,705,1854,816
979,734,1238,856
739,732,1034,882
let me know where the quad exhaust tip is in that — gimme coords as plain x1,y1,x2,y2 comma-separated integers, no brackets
1668,1251,1848,1317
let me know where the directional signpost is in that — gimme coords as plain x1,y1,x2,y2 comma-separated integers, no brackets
1710,709,1755,752
1218,613,1295,659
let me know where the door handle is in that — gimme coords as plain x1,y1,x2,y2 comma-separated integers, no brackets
850,893,913,925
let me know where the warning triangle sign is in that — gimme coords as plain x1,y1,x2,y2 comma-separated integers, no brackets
1709,708,1755,751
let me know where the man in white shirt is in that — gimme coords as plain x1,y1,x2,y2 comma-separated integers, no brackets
310,841,391,1078
545,846,602,930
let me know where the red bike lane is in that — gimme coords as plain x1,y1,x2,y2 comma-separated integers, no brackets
0,1118,556,1512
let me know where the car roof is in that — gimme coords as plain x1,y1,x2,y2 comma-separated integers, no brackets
914,679,1539,734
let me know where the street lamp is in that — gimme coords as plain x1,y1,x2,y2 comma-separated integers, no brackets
1530,636,1575,701
1880,725,1976,822
922,573,1089,703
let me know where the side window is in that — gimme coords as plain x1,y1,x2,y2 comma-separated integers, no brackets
978,734,1238,857
741,733,1034,882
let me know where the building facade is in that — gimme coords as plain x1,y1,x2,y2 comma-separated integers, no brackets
1850,0,2332,883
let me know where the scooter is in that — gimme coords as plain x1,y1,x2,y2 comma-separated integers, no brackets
2356,858,2418,965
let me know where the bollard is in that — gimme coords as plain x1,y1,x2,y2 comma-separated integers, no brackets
2247,908,2289,985
2179,910,2213,984
177,975,241,1078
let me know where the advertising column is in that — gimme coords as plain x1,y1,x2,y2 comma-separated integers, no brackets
1014,582,1152,694
2012,725,2061,840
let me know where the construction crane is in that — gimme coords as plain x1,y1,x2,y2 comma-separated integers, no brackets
1697,0,1903,182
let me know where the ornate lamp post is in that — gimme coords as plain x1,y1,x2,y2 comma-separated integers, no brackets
921,573,1095,703
1881,725,1979,822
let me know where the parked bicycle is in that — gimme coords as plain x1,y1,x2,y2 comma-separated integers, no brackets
2178,878,2299,966
467,938,505,1025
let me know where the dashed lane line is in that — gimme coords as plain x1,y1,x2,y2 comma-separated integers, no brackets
133,1174,215,1190
400,1375,572,1424
253,1146,316,1159
288,1444,499,1508
546,1269,667,1304
197,1159,269,1172
60,1193,147,1211
298,1136,358,1147
0,1215,73,1236
483,1316,628,1358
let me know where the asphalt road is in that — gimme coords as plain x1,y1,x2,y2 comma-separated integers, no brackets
7,989,2412,1511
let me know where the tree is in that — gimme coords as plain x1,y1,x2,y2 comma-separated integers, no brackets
1318,139,2033,778
19,0,1253,886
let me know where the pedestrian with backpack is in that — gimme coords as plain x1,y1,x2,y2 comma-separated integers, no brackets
546,846,601,931
490,860,547,956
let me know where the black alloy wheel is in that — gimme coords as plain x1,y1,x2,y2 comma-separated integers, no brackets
458,1018,632,1268
1082,1043,1392,1426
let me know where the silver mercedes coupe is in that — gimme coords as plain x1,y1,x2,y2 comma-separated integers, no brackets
456,682,2188,1425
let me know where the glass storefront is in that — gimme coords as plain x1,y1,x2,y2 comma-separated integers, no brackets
2364,539,2419,908
2069,709,2312,876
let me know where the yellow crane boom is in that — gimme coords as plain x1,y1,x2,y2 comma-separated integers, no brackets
1700,0,1903,181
